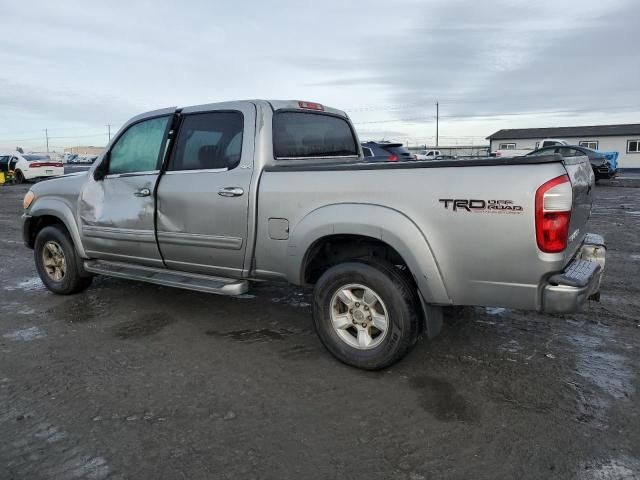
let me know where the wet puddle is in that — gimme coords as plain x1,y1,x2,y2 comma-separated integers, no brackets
112,313,175,339
408,376,480,423
206,328,298,343
568,330,634,400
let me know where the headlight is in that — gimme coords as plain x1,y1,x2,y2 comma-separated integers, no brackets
23,191,35,209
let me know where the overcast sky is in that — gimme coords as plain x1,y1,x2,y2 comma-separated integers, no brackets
1,0,638,151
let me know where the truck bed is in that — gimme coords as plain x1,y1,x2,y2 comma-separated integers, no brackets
254,153,591,312
263,154,561,172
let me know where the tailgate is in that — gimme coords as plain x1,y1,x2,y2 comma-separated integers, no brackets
563,154,595,259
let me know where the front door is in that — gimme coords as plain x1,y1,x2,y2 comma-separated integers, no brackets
79,112,173,266
156,102,256,277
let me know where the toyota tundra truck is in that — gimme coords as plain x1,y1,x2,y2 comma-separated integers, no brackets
21,100,606,369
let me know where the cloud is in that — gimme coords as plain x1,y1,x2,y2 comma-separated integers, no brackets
0,0,638,149
301,0,640,119
0,79,138,126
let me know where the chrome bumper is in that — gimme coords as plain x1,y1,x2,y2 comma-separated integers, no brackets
542,233,606,314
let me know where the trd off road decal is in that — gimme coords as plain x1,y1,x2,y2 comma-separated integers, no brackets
439,199,523,214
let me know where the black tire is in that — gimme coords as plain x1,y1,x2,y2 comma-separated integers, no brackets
34,225,92,295
14,170,25,184
313,260,421,370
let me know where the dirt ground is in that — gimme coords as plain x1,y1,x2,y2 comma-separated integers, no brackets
1,174,639,480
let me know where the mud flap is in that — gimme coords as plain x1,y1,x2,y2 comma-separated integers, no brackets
418,291,443,339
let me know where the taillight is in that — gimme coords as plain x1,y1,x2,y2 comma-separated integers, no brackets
298,101,324,111
388,153,398,162
535,174,572,253
30,162,42,167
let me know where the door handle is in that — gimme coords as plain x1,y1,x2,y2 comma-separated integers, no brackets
134,188,151,197
218,187,244,197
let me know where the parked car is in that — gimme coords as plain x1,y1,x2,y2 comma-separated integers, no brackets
0,154,10,174
415,149,441,160
22,99,606,370
494,139,570,158
526,145,616,180
2,153,63,183
535,139,570,149
361,141,415,162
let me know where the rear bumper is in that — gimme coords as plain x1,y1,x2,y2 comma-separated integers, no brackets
541,233,606,314
25,168,64,179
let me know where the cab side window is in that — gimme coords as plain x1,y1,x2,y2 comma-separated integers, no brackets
108,116,170,175
169,112,244,171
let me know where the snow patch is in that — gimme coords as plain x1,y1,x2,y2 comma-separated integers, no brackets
4,277,44,292
580,456,640,479
3,326,46,342
485,307,507,316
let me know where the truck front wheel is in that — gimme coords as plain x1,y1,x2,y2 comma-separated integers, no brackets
313,261,421,370
34,225,92,295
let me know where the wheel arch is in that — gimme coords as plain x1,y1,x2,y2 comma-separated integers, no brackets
287,203,450,305
26,198,87,258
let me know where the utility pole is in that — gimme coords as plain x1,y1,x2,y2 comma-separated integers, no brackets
106,124,112,142
435,102,439,148
45,128,49,153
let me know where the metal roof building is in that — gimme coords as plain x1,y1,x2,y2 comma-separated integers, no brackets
487,124,640,168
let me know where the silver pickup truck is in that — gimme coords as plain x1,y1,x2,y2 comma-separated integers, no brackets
22,100,606,369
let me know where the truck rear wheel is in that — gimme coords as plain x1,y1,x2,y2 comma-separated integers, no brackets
313,261,420,370
34,225,92,295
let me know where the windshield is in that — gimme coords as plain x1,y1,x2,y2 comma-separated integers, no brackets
23,154,51,161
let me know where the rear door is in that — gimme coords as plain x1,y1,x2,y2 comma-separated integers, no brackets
155,102,256,277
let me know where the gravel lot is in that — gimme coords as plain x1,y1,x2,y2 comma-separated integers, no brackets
1,174,639,480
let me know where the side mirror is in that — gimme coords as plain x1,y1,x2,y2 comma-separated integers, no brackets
93,152,109,181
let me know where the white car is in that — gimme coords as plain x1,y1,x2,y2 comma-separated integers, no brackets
416,149,441,160
3,153,64,183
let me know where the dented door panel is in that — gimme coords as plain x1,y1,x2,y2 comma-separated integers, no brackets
79,173,162,266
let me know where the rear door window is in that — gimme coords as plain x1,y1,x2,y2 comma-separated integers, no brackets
273,112,357,159
558,147,580,157
527,148,554,157
169,112,244,171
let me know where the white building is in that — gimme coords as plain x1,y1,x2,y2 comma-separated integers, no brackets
487,124,640,168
